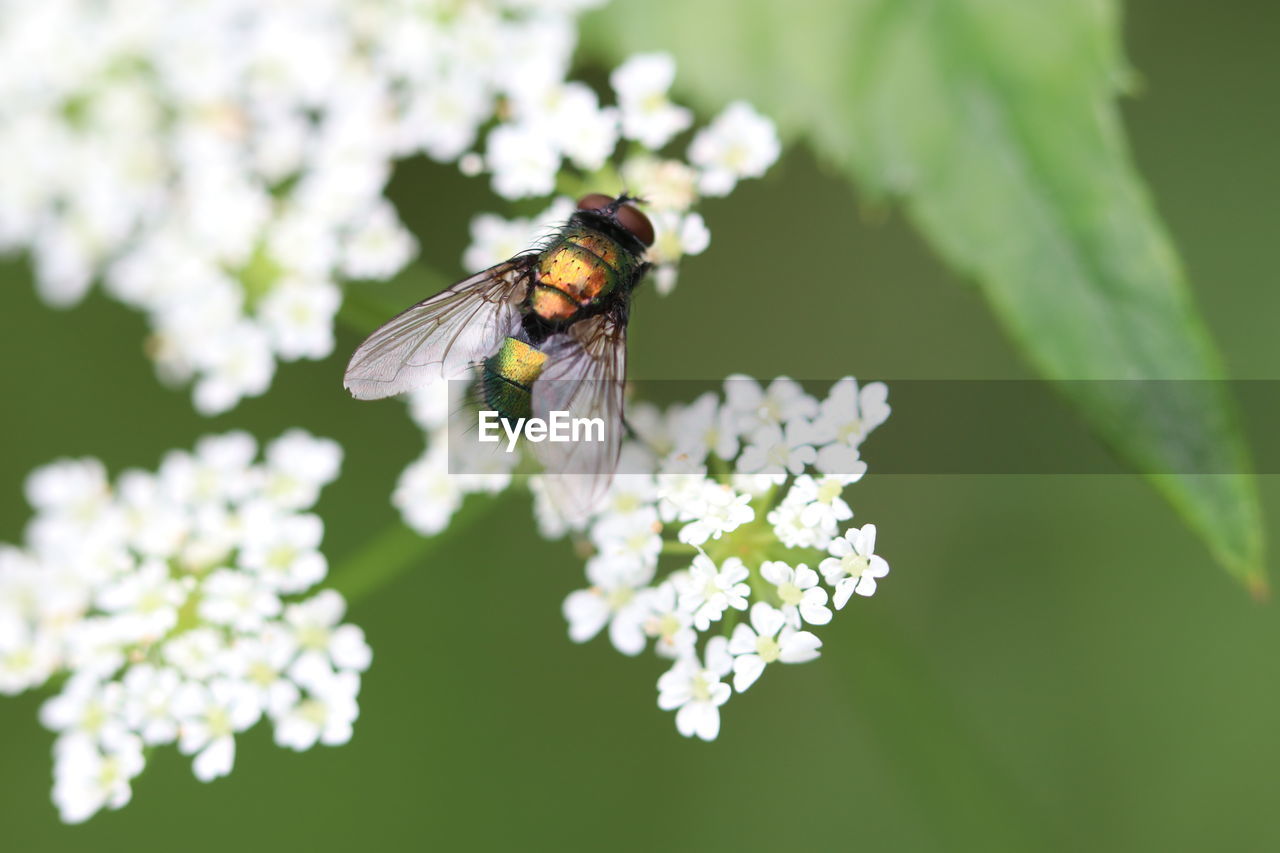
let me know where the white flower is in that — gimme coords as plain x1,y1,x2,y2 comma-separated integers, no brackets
597,463,659,522
759,561,831,627
766,474,854,549
638,579,696,659
737,421,818,477
820,524,890,608
562,557,654,656
263,429,342,510
163,628,226,681
191,321,276,416
407,384,455,433
393,443,463,536
238,511,328,594
626,402,674,457
0,431,366,820
271,669,361,751
655,463,711,524
730,471,787,496
117,470,190,557
0,0,649,417
388,370,891,743
24,457,111,517
121,664,182,746
198,568,283,634
96,557,188,643
590,506,662,574
0,613,58,695
259,277,342,361
52,734,145,824
40,672,129,748
648,211,710,296
688,101,780,196
529,473,573,539
526,82,619,171
676,483,754,546
676,553,750,631
766,499,820,550
398,71,491,163
666,392,739,463
728,602,822,692
485,122,560,200
656,636,732,741
811,378,891,449
284,590,373,678
161,431,258,506
620,156,698,212
610,53,692,149
174,679,260,782
724,375,819,434
648,211,710,265
220,627,300,721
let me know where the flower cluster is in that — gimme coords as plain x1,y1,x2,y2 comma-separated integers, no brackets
463,52,779,294
394,376,891,740
0,0,777,414
0,430,369,823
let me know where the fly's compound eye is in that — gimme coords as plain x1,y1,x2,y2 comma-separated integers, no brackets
576,193,613,212
576,193,655,247
614,203,654,247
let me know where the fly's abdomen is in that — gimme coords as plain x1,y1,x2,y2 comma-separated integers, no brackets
480,337,548,422
530,227,630,322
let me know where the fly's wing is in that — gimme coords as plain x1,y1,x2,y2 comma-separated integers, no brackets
530,307,629,522
343,259,533,400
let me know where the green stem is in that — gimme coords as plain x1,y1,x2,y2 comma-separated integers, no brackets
660,540,697,556
329,492,514,604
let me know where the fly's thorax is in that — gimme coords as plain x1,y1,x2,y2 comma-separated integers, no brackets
480,337,547,422
529,225,643,323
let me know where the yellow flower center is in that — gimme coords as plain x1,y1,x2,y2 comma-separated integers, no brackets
607,587,633,610
248,660,277,687
297,624,329,651
207,706,232,738
755,635,781,663
299,698,327,726
778,581,803,606
841,554,870,577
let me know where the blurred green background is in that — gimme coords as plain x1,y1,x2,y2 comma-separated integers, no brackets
2,0,1278,850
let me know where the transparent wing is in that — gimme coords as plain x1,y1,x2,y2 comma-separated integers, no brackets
343,259,533,400
530,307,629,522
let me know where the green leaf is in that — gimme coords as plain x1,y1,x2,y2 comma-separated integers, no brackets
583,0,1266,592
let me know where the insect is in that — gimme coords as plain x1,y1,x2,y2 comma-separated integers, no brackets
343,192,655,517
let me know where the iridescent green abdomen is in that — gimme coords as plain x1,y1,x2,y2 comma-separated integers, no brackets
481,337,548,421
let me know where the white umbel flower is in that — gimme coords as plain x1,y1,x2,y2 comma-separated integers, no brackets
676,483,754,546
610,53,693,149
676,554,750,631
52,734,145,824
728,602,822,692
436,376,893,743
562,556,654,656
0,431,367,822
688,101,781,196
760,561,832,628
820,524,891,608
657,636,733,741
